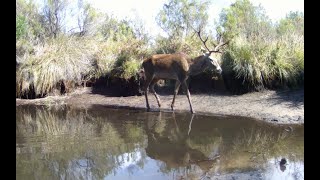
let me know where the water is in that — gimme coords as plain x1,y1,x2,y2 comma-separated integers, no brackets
16,105,304,180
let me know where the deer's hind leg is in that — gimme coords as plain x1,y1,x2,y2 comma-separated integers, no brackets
150,78,161,108
144,75,154,111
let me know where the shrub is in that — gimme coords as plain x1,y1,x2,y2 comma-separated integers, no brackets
16,36,98,98
222,33,304,93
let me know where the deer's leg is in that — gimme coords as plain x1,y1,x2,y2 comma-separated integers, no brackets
182,80,195,114
171,80,181,111
144,76,153,111
150,79,161,108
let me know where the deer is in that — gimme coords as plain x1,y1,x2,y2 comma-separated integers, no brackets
142,28,229,114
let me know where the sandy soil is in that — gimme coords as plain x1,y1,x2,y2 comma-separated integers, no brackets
16,87,304,124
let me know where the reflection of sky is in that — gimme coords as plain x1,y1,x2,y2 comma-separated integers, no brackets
103,149,304,180
67,159,94,180
118,151,142,169
105,149,170,180
106,158,168,180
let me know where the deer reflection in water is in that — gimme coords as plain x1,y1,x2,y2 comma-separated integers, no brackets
145,112,222,175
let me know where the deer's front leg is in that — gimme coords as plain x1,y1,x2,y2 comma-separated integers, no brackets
182,81,195,114
150,79,161,108
171,81,181,111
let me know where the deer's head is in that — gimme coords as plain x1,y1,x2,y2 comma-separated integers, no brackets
194,27,230,75
202,49,222,74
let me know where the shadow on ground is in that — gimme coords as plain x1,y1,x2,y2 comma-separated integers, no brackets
90,74,231,97
268,88,304,107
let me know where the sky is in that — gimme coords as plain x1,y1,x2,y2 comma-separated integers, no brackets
88,0,304,37
35,0,304,37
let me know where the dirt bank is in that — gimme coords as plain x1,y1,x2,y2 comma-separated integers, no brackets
16,87,304,124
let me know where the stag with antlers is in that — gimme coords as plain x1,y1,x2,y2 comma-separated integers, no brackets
142,28,229,114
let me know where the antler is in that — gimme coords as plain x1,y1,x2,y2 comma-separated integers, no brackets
190,25,229,54
212,31,230,53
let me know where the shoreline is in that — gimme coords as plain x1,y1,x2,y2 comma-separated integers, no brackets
16,87,304,124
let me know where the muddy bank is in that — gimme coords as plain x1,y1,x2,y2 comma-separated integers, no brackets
16,87,304,124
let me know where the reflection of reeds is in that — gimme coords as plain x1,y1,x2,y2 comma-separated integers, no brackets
16,105,147,179
16,106,304,179
232,127,303,158
186,135,222,157
232,128,278,153
17,107,100,142
218,126,304,173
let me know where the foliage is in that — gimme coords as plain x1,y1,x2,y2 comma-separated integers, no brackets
222,33,303,92
277,11,304,36
16,0,304,98
76,1,100,36
219,0,304,92
156,0,210,38
16,15,27,40
154,0,218,59
16,36,97,97
219,0,274,40
16,0,45,42
16,12,150,98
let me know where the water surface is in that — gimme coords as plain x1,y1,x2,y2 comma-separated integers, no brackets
16,105,304,180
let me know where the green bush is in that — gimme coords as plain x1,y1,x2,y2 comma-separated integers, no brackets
16,15,27,40
222,33,304,92
110,39,150,80
219,0,303,93
16,33,149,98
16,36,98,97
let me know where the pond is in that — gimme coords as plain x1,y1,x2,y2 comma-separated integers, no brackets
16,105,304,180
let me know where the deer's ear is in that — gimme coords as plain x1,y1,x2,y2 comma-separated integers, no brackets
200,47,207,53
203,53,211,57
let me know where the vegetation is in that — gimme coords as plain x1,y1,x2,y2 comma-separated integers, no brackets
16,0,149,98
219,0,304,93
16,0,304,98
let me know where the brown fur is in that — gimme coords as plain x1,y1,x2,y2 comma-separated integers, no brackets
142,52,222,114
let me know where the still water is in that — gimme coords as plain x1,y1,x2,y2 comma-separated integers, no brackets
16,105,304,180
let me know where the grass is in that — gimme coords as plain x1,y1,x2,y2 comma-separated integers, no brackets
16,28,303,98
16,35,149,98
222,33,304,93
16,36,97,97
